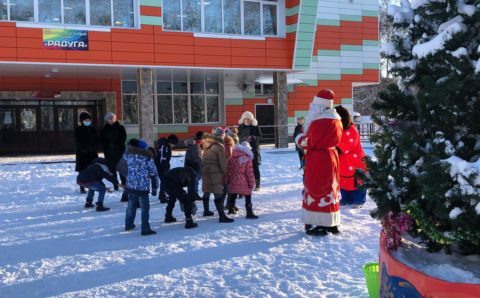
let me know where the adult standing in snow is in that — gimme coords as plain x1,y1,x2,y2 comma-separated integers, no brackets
75,112,99,194
334,106,367,206
101,112,126,192
296,89,343,236
238,112,262,190
293,117,305,169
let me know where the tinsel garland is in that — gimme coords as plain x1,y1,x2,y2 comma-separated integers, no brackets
406,203,480,248
381,211,413,250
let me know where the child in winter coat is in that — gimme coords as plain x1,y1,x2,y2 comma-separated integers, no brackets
77,157,116,211
202,133,234,223
163,166,200,229
156,134,179,203
124,139,159,236
335,106,367,207
116,138,139,202
226,142,258,219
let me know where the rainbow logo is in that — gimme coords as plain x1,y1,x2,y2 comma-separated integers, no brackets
43,29,89,51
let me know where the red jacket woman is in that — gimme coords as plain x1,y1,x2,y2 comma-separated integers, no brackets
335,105,367,206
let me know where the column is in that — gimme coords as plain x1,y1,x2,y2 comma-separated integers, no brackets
273,72,289,148
137,68,155,146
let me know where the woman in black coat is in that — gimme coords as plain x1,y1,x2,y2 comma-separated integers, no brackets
75,112,99,193
101,112,126,190
238,111,262,190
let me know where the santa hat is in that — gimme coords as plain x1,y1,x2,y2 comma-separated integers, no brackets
238,111,258,126
313,89,335,109
303,89,337,132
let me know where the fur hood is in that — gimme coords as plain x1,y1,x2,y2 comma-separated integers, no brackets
238,111,258,126
202,133,224,150
232,143,254,163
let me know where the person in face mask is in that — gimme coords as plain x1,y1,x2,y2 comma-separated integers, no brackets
75,112,99,194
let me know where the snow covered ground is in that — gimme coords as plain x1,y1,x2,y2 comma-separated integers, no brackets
0,146,380,298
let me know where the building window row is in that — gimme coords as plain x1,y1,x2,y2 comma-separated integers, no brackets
163,0,279,36
0,0,136,28
122,71,221,125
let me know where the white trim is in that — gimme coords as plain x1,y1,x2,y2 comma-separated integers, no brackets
193,32,265,40
15,21,112,32
301,208,341,227
0,61,293,72
313,96,334,109
317,109,341,120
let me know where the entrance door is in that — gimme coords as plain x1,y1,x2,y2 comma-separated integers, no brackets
0,100,103,155
255,104,275,144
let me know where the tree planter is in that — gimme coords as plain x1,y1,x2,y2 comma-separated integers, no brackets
379,232,480,298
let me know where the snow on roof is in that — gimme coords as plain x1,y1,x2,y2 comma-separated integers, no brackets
412,23,467,58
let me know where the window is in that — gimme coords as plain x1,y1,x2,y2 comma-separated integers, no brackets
63,0,86,24
255,83,274,95
163,0,279,36
39,0,61,23
0,109,15,131
204,0,222,33
9,0,34,22
1,0,136,28
113,0,135,28
0,2,7,20
223,0,240,34
90,0,112,26
122,80,138,125
154,70,220,125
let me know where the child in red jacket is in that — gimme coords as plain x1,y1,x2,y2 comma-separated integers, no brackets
225,142,258,219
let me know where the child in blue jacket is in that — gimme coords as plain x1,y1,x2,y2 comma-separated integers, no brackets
124,139,159,236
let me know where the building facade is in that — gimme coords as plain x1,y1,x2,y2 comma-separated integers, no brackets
0,0,379,154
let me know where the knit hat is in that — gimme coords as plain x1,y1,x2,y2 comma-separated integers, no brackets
137,139,148,150
195,131,204,140
79,111,91,122
212,127,225,137
226,128,240,144
104,112,116,122
313,89,335,109
167,134,179,145
238,111,258,126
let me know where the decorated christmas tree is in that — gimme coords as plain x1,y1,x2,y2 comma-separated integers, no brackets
364,0,480,255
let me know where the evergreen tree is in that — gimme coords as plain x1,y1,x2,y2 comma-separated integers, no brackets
364,0,480,254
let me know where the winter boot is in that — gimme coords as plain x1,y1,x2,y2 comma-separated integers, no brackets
326,226,340,235
226,195,237,215
214,198,234,223
80,186,86,194
304,224,313,231
254,179,261,191
141,230,157,236
306,226,327,236
125,224,136,231
185,219,198,229
245,204,258,219
84,201,94,208
164,213,177,223
202,196,214,216
95,202,110,212
120,191,128,202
